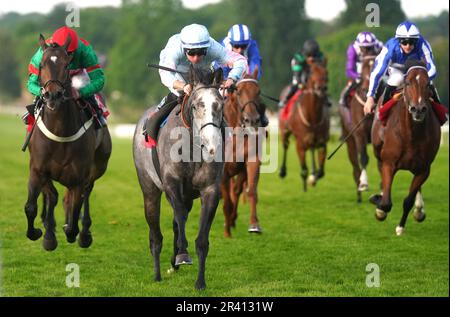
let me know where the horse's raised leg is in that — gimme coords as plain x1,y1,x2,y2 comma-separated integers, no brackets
79,184,94,248
221,176,233,238
246,161,261,233
396,171,430,235
413,190,426,222
372,163,396,221
195,184,220,290
42,181,58,251
144,190,163,281
308,149,317,186
295,139,308,192
63,186,83,243
24,172,44,241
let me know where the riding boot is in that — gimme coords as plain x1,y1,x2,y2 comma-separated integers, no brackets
381,85,396,106
86,96,107,129
144,93,179,146
278,84,298,108
22,97,41,125
429,83,442,104
339,80,356,108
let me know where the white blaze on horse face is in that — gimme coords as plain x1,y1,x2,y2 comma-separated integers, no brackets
50,56,58,63
197,89,222,160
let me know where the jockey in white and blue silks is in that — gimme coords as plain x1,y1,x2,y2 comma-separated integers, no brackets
217,24,263,80
145,24,247,147
364,21,439,115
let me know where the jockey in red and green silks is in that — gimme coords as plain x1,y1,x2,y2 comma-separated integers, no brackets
25,26,107,126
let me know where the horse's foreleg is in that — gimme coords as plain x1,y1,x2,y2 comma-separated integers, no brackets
230,171,246,228
143,190,163,280
246,161,261,233
316,144,327,180
195,185,220,290
295,140,308,192
396,172,430,235
308,149,317,186
79,183,94,248
221,176,233,238
24,172,44,241
42,181,58,251
279,128,290,178
345,135,363,202
355,133,369,192
374,162,396,221
63,187,83,243
166,185,191,266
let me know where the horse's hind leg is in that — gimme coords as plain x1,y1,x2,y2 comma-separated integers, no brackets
396,171,430,236
246,161,262,233
231,171,246,228
79,183,94,248
42,181,58,251
195,185,220,290
144,190,163,281
24,172,44,241
412,190,426,222
63,186,83,243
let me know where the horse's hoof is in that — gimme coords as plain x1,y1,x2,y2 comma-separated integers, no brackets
78,233,93,248
279,169,286,178
248,224,262,233
27,228,42,241
375,208,387,221
224,231,232,238
369,194,382,205
307,175,316,186
43,237,58,251
395,226,405,236
358,183,369,192
167,267,176,274
195,280,206,290
413,210,426,222
175,253,193,266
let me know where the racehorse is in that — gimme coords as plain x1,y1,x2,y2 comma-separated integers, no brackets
370,60,441,235
133,66,225,290
279,59,329,191
24,34,111,251
339,55,376,202
221,68,266,237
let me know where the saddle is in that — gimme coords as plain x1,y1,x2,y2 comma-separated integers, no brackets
280,89,302,122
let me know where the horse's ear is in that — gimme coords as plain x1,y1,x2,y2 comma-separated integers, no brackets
62,33,71,52
251,66,259,79
39,34,48,51
213,67,223,86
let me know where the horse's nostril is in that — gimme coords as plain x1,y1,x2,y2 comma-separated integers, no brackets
410,106,417,113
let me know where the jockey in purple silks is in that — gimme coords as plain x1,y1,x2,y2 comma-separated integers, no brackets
338,31,383,108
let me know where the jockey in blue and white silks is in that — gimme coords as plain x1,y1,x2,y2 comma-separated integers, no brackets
216,24,263,80
364,21,439,115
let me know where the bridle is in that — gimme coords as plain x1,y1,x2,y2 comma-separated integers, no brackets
354,55,376,106
403,65,430,116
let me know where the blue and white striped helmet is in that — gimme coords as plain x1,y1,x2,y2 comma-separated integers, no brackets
228,24,252,45
395,21,420,39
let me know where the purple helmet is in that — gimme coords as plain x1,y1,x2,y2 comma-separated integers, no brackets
356,31,377,47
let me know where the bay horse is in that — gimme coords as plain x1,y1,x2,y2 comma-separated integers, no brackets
25,34,111,250
279,59,329,191
340,55,376,202
370,60,441,235
133,66,225,290
221,68,266,237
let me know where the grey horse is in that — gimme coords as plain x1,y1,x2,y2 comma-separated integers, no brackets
133,66,225,290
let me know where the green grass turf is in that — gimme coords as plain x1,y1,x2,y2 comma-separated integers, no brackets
0,113,448,297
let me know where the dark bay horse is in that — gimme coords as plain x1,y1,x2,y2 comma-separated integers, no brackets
221,68,266,237
133,66,225,290
340,55,376,202
370,61,441,235
25,34,111,250
279,60,329,191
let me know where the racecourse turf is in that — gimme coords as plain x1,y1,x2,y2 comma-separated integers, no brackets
0,113,448,297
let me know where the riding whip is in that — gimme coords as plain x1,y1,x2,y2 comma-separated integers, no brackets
327,114,372,160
